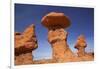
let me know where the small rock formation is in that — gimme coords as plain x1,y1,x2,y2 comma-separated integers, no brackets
41,12,74,62
15,24,38,65
74,35,94,61
74,35,87,57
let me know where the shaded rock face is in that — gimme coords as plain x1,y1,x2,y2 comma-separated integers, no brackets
41,12,71,29
48,29,74,62
41,12,74,62
74,35,87,57
15,24,38,65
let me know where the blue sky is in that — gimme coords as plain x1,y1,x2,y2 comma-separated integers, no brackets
15,4,94,60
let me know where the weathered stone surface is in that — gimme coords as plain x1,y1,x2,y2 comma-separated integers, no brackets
48,29,67,43
15,24,38,55
15,53,33,65
15,24,38,65
41,12,74,62
48,29,74,62
74,35,87,57
41,12,70,29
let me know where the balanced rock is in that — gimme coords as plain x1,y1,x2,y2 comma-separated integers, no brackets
41,12,74,62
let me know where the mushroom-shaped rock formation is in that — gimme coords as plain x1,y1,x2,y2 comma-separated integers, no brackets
41,12,74,62
15,24,38,65
74,35,87,57
41,12,71,29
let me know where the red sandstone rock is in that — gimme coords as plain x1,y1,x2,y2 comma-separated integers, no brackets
41,12,74,62
15,24,38,65
74,35,87,57
15,53,33,65
48,29,67,44
75,35,87,49
15,24,38,56
41,12,71,29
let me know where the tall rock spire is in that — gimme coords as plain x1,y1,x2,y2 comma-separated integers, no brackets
41,12,74,62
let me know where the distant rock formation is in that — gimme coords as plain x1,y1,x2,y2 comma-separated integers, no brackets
74,35,87,57
74,35,94,61
15,24,38,65
41,12,74,62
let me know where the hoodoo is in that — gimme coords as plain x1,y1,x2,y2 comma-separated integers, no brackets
41,12,74,62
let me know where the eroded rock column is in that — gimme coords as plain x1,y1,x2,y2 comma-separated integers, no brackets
41,12,74,62
74,35,87,57
15,24,38,65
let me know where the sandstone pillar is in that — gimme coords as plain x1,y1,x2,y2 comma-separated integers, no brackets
15,24,38,65
41,12,74,62
74,35,87,57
